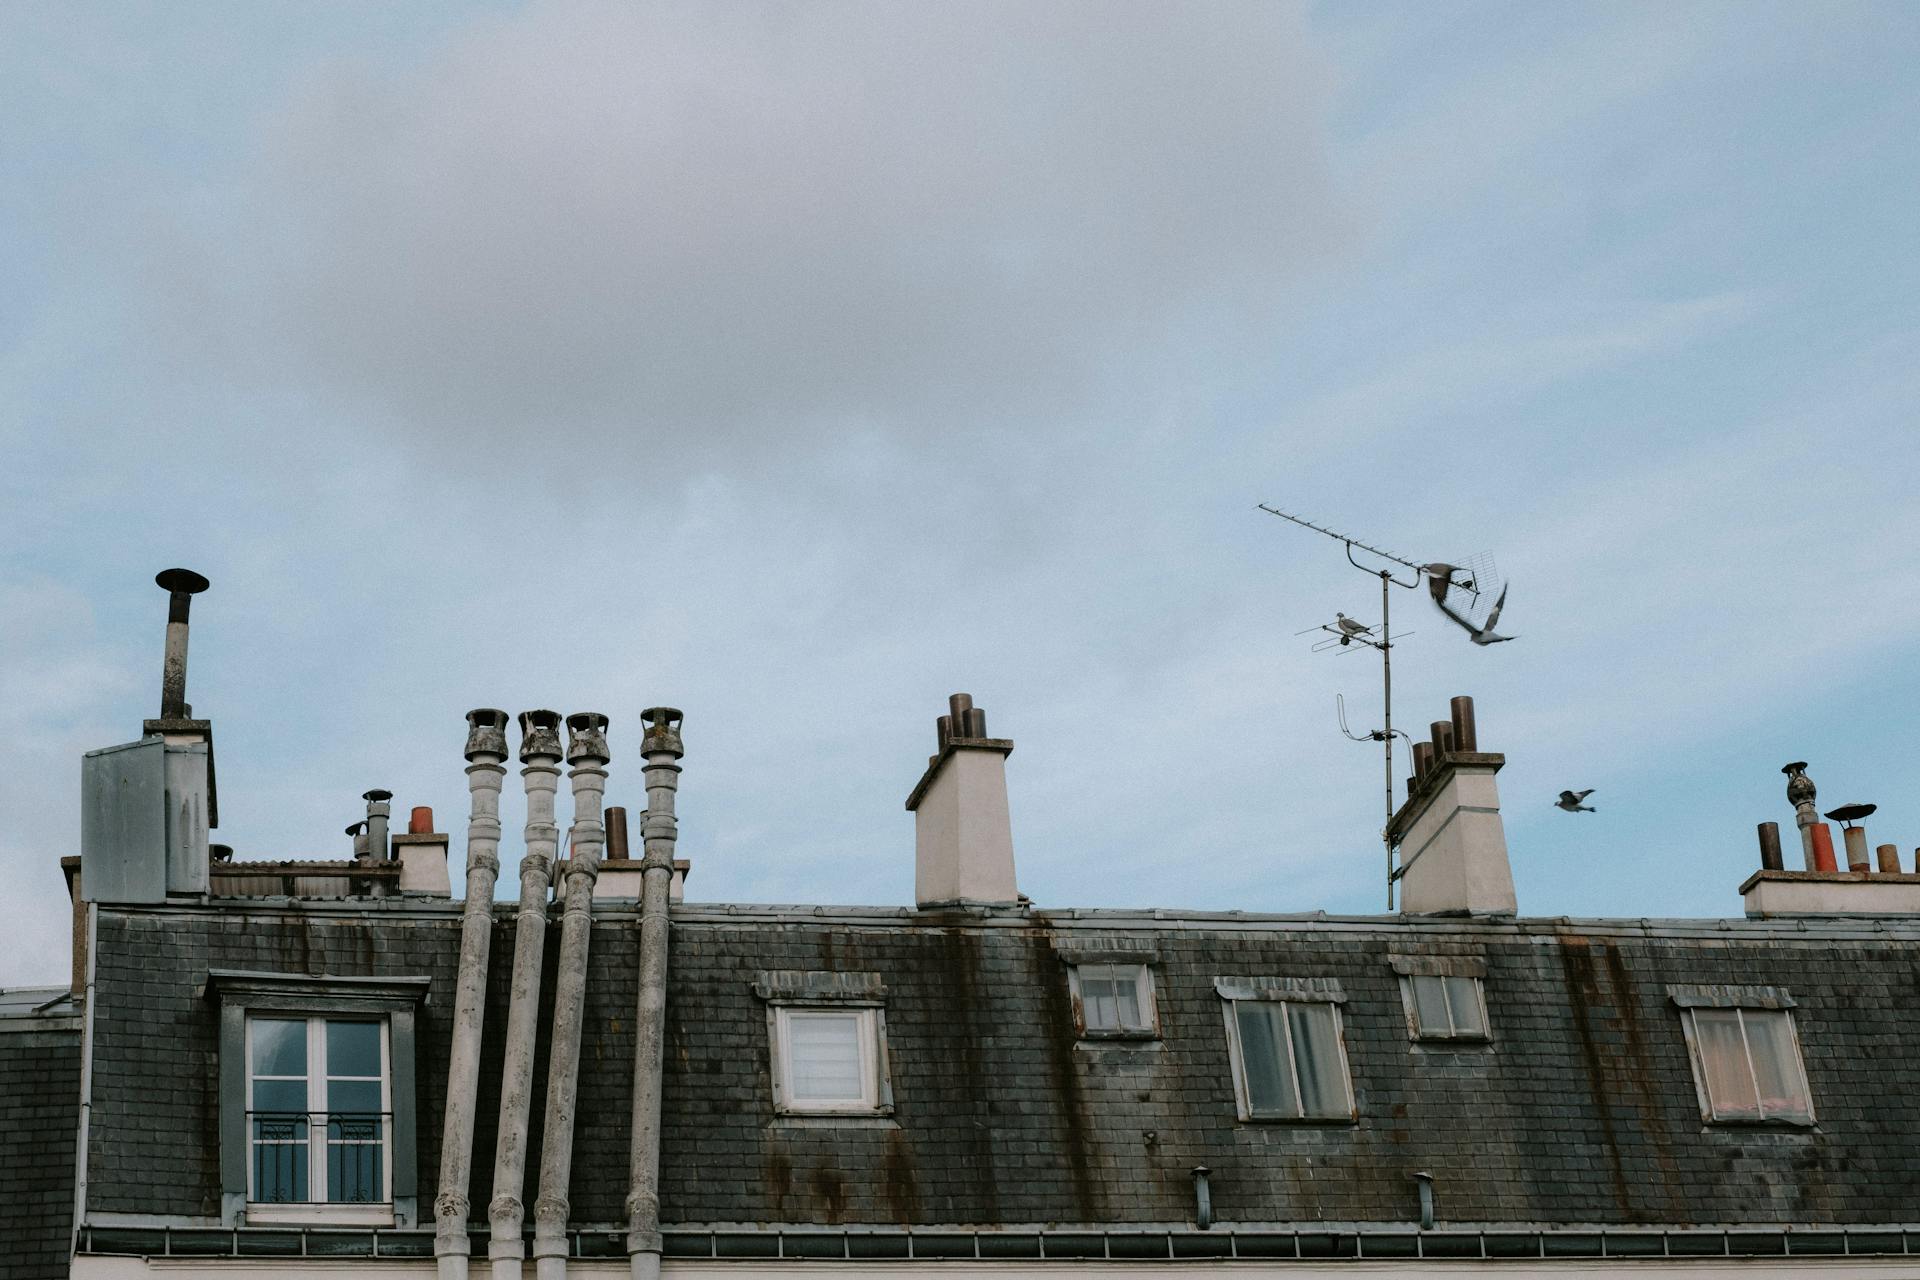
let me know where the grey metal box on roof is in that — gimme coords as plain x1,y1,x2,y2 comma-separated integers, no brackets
81,738,168,903
82,735,209,901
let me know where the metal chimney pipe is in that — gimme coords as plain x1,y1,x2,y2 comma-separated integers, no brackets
346,821,369,860
949,693,974,729
605,807,631,860
489,710,564,1280
1843,826,1871,873
1412,741,1435,780
364,790,393,861
1448,696,1476,752
410,806,434,835
154,568,210,720
434,709,510,1280
627,708,684,1280
966,707,987,738
1876,843,1901,874
1429,721,1454,758
936,714,953,748
533,713,610,1280
1756,821,1783,872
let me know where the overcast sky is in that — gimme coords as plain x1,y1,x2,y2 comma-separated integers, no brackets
5,2,1919,985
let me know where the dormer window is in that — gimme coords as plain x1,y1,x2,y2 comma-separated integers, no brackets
1215,977,1355,1122
209,970,430,1228
1069,963,1158,1038
1389,955,1491,1043
752,970,895,1118
1670,986,1814,1125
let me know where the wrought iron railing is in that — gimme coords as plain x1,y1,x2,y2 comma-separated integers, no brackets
247,1110,390,1205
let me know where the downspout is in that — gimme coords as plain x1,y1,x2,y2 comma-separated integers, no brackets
532,713,610,1280
69,900,98,1262
626,708,684,1280
433,709,510,1280
489,710,565,1280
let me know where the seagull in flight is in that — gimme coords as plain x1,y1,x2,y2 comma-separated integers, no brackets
1556,789,1596,813
1334,612,1375,638
1430,578,1516,645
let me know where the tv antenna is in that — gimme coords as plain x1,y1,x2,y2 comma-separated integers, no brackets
1259,504,1468,909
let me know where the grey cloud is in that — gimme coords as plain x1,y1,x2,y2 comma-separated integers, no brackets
212,0,1339,450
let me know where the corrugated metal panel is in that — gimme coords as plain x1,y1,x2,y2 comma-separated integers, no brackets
80,738,167,903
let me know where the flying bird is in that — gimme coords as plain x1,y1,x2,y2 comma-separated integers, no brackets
1556,789,1596,813
1424,562,1511,644
1334,612,1375,637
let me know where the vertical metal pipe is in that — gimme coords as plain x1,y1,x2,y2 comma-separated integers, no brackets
1756,821,1783,872
434,710,510,1280
1411,1172,1435,1230
1448,696,1476,752
364,789,393,862
1429,722,1453,757
154,568,210,720
1412,742,1435,779
1380,572,1395,910
1843,826,1871,873
628,708,684,1280
1190,1167,1212,1231
605,807,631,860
1876,843,1901,874
533,713,610,1280
489,710,564,1280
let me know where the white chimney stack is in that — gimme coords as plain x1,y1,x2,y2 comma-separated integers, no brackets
1388,695,1516,916
905,693,1019,909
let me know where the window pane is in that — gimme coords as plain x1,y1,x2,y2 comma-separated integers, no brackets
326,1021,382,1079
1693,1010,1759,1117
252,1018,307,1078
252,1115,309,1204
1082,975,1117,1030
786,1012,865,1102
1411,976,1451,1036
1113,977,1142,1029
252,1079,307,1113
1742,1010,1811,1120
328,1078,383,1115
1444,977,1486,1037
1234,1003,1297,1117
1288,1003,1349,1118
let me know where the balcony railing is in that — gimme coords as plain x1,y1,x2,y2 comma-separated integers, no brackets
247,1110,390,1205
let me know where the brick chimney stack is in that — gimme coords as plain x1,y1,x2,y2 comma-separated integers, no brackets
905,694,1019,909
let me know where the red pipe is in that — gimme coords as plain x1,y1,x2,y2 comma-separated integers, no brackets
1809,823,1839,873
409,805,434,834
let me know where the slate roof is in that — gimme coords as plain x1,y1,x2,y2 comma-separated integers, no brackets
1,986,83,1278
75,898,1920,1240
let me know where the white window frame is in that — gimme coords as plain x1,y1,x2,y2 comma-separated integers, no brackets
1067,962,1159,1038
1398,973,1491,1043
1217,980,1356,1123
769,1005,893,1117
244,1014,393,1223
1678,1005,1816,1126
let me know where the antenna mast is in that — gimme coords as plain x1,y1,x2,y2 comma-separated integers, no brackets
1259,504,1423,909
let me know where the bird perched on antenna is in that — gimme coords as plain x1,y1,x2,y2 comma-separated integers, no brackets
1556,789,1596,813
1335,612,1375,638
